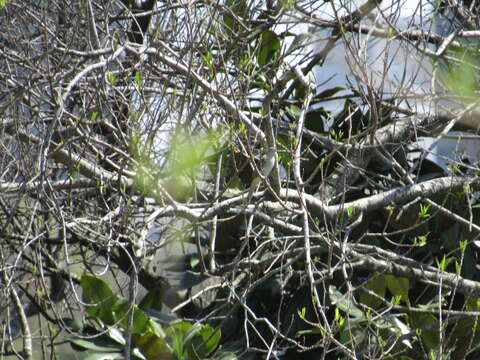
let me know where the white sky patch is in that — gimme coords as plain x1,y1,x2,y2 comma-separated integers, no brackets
309,0,436,113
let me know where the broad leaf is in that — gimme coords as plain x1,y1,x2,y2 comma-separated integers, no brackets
385,275,409,303
139,287,164,312
68,336,123,352
359,274,386,309
133,332,172,360
328,286,364,319
258,31,280,66
81,275,119,325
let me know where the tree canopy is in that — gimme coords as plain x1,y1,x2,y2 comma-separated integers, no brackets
1,0,480,359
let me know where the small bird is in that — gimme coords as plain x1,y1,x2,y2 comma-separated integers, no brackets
247,148,276,203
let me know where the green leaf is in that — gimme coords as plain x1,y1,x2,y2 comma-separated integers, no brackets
63,318,84,333
287,105,302,118
316,86,346,99
419,203,431,218
68,336,123,352
81,275,118,325
257,31,280,66
328,286,364,319
359,275,386,309
440,51,477,98
436,254,455,272
134,332,172,360
139,287,164,312
385,275,409,303
0,0,7,8
166,322,191,359
223,0,247,33
81,275,153,335
347,205,355,217
280,0,296,9
135,71,142,87
186,323,221,359
107,327,125,345
385,276,409,297
202,51,216,76
112,299,152,335
295,327,324,337
414,235,427,247
108,71,117,85
297,307,306,320
466,296,480,311
166,322,221,360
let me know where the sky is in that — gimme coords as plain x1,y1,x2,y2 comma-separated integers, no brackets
301,0,480,172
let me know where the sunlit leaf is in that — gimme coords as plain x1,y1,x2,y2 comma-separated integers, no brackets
328,285,364,319
166,321,221,360
134,332,172,360
135,71,142,87
112,299,152,335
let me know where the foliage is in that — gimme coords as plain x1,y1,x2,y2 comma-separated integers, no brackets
67,275,220,360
